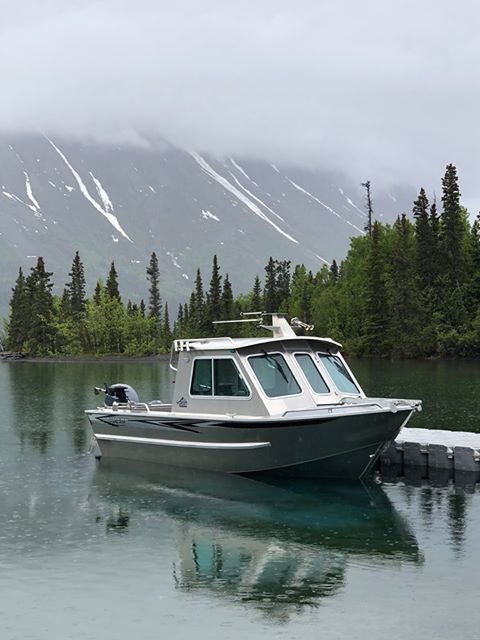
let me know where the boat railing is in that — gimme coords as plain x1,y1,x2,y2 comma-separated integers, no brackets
174,337,238,352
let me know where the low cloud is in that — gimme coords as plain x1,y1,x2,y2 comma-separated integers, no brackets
1,0,479,209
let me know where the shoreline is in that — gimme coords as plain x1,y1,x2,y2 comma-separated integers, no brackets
1,353,169,364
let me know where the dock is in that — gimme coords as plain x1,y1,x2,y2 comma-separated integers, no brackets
379,428,480,482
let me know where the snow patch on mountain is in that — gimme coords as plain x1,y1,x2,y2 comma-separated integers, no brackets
23,172,41,215
190,151,298,244
2,190,38,214
46,137,132,242
201,209,220,222
229,158,258,187
228,172,285,223
90,172,114,213
167,250,183,270
287,178,365,235
338,187,365,218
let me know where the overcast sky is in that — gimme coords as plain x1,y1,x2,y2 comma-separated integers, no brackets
1,0,479,211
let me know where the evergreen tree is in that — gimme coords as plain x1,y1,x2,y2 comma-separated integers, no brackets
251,274,263,311
388,215,421,356
65,250,86,317
191,269,206,332
162,302,172,350
105,261,121,301
140,299,146,318
413,188,433,289
264,257,277,313
440,164,466,287
361,180,373,236
146,252,162,323
329,259,339,282
276,260,291,311
93,281,102,305
221,273,234,320
206,255,222,329
7,268,29,351
362,222,390,355
25,257,55,355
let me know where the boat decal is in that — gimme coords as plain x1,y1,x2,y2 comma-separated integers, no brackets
94,433,271,450
94,415,201,433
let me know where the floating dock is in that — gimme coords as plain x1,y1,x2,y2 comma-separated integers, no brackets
379,428,480,482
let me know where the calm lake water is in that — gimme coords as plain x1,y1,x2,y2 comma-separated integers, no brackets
1,359,480,639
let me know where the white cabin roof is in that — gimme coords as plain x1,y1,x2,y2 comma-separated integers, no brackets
174,335,342,353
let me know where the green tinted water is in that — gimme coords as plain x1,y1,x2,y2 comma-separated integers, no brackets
1,359,479,639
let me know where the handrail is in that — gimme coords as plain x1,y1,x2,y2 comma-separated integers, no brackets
174,336,237,352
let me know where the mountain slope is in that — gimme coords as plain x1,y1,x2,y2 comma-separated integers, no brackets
0,133,416,318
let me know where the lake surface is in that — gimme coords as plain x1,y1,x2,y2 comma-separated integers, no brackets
1,359,480,639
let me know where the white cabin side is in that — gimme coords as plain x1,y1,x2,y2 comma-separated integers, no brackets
171,336,366,418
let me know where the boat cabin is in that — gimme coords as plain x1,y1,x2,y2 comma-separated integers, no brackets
170,315,365,418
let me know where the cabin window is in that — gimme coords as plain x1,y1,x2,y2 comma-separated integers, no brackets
190,359,213,395
318,353,360,394
249,353,301,397
191,358,249,397
294,353,330,394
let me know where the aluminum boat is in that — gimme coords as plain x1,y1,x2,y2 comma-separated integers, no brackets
85,314,421,479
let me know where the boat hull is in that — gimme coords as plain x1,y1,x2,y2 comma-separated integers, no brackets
86,407,413,479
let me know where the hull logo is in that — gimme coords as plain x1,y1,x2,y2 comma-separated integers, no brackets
176,397,188,408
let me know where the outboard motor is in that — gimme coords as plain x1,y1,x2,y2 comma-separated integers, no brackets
94,383,139,406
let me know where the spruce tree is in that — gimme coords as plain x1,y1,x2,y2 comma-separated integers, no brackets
206,255,222,329
251,274,263,311
146,252,162,323
93,281,102,305
389,215,420,356
221,273,234,320
25,257,55,355
106,261,121,301
65,251,86,317
330,259,339,282
264,257,277,313
276,260,291,310
7,268,29,351
362,222,390,355
413,188,432,289
440,164,466,287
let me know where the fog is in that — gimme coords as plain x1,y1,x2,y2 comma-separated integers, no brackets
1,0,479,211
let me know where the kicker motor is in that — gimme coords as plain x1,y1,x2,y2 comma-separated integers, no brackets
93,383,139,406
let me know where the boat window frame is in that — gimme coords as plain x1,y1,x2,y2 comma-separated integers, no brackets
247,351,303,399
293,351,332,395
316,351,361,395
189,356,252,399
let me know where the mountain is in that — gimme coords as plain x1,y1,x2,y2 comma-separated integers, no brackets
0,133,416,318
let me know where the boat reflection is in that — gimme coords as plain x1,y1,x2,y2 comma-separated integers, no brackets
93,461,422,619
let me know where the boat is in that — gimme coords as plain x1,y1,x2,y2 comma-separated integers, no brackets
85,313,421,479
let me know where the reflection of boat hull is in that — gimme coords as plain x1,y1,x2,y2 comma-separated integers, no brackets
87,406,412,478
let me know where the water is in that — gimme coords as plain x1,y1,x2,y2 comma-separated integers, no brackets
1,359,480,639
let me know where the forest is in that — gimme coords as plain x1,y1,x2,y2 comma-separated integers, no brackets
4,163,480,359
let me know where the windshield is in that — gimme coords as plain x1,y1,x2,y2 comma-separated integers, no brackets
249,353,301,397
318,353,360,394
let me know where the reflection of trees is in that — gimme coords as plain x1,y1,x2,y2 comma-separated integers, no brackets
9,363,56,453
447,491,467,555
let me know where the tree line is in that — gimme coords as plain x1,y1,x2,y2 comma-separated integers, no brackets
4,163,480,358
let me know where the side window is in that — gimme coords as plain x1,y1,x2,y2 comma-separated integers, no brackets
295,353,330,394
191,359,212,395
249,353,301,397
191,358,250,397
214,359,249,397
